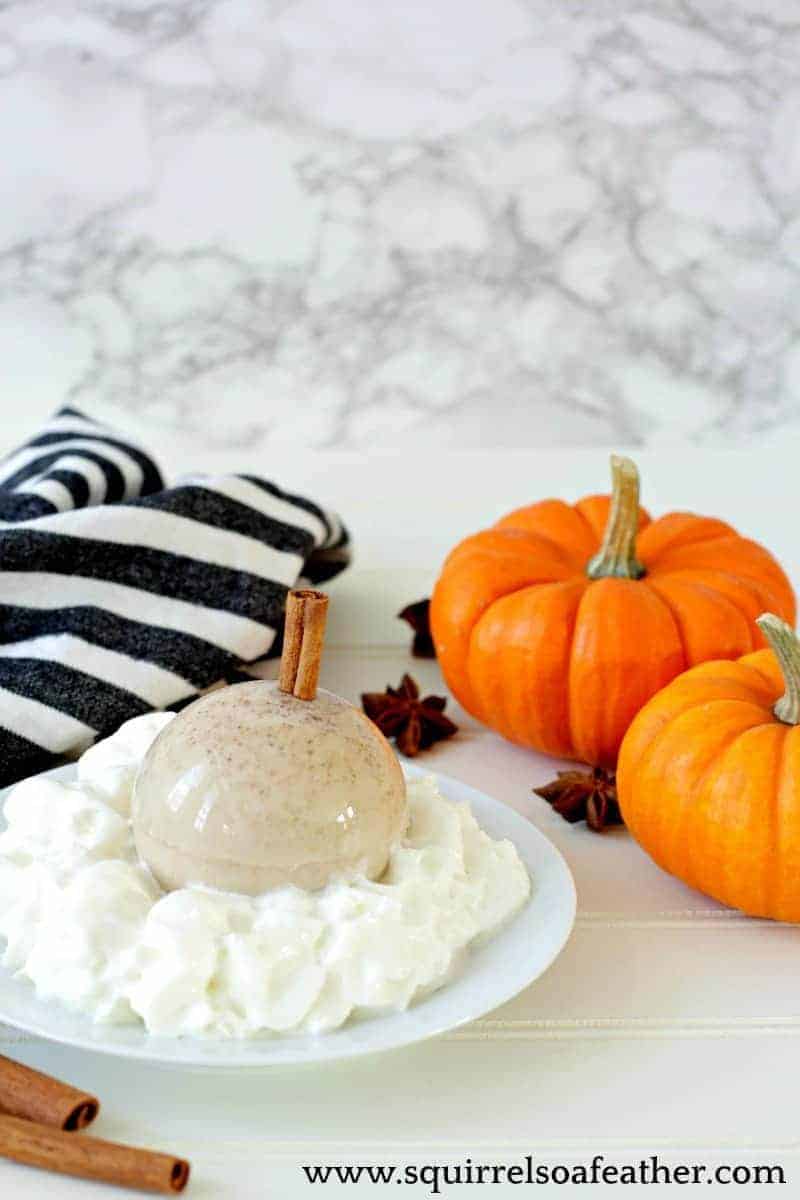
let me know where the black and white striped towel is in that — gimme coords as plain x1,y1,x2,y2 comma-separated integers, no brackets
0,406,351,787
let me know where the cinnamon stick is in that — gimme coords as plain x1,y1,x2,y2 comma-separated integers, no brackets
0,1054,98,1131
278,589,329,701
0,1113,189,1193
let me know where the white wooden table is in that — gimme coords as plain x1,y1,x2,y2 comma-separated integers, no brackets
2,441,799,1197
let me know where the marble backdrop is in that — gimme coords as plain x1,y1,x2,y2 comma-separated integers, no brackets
0,0,797,450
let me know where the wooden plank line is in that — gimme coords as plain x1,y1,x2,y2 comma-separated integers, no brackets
445,1016,800,1040
145,1136,800,1159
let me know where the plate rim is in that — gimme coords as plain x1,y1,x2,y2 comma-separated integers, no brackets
0,760,576,1069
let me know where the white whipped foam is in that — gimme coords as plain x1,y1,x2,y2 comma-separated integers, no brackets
0,715,530,1038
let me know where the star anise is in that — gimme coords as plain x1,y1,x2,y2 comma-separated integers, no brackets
398,599,435,658
534,768,622,833
361,674,457,756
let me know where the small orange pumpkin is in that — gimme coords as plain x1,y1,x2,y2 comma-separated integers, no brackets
430,456,795,766
618,615,800,921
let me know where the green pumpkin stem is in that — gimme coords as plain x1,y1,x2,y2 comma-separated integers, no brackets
757,614,800,726
586,455,646,581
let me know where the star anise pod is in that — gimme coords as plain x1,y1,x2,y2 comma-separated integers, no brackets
398,599,435,658
534,767,622,833
361,673,457,756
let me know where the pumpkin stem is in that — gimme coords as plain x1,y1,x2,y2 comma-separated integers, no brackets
586,455,646,581
757,614,800,726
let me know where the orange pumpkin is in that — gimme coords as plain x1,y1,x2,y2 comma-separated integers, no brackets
618,614,800,921
430,456,795,766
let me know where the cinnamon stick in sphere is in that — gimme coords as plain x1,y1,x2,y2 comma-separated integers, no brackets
278,589,329,701
0,1054,99,1131
0,1113,189,1193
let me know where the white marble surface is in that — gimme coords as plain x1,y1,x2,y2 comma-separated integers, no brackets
0,0,798,450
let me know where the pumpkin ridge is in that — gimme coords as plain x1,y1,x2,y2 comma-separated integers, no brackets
565,584,591,762
635,700,770,882
623,696,772,854
441,529,582,585
506,526,592,573
652,566,791,633
688,662,779,711
699,580,757,652
649,567,774,638
637,513,737,564
672,577,757,642
682,717,773,895
646,576,755,664
645,532,745,564
773,726,800,920
698,566,792,628
458,567,582,633
724,661,782,705
738,649,786,696
495,499,599,563
766,728,791,917
441,526,574,569
430,527,578,720
617,670,761,809
573,494,612,543
569,499,605,554
565,578,683,765
703,561,790,597
650,535,794,601
467,578,587,752
639,578,689,674
700,723,785,914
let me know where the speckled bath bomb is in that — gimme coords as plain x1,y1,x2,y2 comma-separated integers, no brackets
132,682,407,895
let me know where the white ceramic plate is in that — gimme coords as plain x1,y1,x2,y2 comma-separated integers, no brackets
0,762,575,1070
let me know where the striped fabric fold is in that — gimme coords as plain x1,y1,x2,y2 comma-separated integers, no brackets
0,406,351,787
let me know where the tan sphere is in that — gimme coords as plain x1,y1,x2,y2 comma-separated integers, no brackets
132,682,408,895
